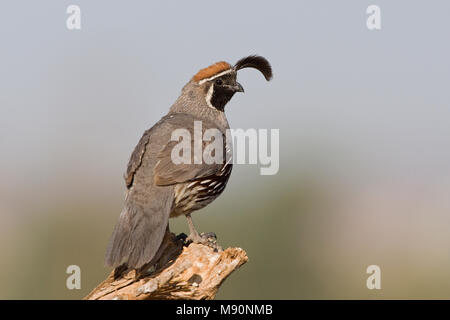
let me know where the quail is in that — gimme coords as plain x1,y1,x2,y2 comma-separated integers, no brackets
105,55,272,270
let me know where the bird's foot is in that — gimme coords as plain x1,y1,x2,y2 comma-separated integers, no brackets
175,232,188,242
186,231,222,252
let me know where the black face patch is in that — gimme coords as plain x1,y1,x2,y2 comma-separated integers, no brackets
210,85,235,111
208,74,237,111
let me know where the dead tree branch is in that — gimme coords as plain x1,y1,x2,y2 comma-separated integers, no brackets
84,232,248,300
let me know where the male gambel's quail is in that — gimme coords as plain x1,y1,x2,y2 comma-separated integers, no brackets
105,55,272,270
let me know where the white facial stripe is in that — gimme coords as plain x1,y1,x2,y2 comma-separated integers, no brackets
205,83,215,109
198,69,233,85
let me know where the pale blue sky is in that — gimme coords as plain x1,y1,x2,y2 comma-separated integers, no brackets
2,0,450,300
1,0,449,204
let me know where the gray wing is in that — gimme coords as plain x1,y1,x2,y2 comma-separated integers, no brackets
124,116,166,189
124,128,152,189
105,113,228,269
106,116,174,269
153,114,229,186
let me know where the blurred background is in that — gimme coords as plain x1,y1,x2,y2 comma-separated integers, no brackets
1,1,450,299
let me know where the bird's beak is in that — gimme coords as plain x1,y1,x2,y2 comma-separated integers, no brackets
233,82,244,93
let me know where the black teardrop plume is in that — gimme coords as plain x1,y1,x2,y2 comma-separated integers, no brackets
234,55,273,81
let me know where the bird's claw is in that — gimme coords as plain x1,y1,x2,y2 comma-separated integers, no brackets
200,232,217,240
186,231,222,252
175,232,188,242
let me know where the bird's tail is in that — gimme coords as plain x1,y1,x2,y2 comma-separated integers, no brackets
105,203,170,269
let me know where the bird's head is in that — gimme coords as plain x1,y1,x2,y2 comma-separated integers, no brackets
191,55,273,112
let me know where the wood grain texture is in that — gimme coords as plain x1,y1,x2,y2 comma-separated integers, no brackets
85,232,248,300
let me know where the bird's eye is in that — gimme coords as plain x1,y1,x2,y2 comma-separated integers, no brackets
215,79,223,85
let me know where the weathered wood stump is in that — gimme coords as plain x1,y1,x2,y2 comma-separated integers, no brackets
84,232,248,300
